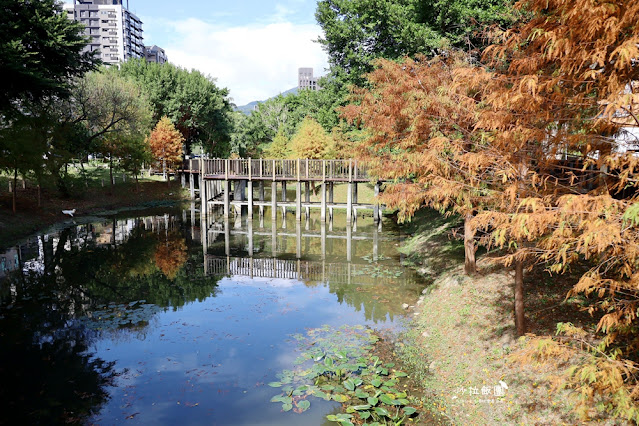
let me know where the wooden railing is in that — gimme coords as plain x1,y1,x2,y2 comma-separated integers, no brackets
182,158,371,181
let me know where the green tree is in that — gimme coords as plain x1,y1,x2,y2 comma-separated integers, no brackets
236,87,347,157
46,68,153,194
263,129,291,158
0,112,49,212
316,0,513,86
290,117,335,159
118,135,151,192
0,0,98,115
119,60,233,156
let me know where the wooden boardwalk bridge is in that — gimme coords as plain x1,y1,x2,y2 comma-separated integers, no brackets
180,158,383,223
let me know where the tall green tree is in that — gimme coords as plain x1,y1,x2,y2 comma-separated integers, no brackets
119,60,233,156
315,0,513,86
48,68,153,194
0,0,98,115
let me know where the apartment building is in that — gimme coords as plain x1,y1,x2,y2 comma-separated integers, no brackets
144,45,168,64
63,0,144,65
298,67,321,91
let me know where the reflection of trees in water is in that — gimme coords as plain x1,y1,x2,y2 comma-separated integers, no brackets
0,214,221,422
305,277,421,323
0,270,115,424
154,231,188,280
47,219,220,311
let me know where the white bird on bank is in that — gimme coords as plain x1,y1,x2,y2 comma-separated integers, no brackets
62,209,76,217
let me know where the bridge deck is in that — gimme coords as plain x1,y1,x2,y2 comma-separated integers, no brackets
181,158,375,182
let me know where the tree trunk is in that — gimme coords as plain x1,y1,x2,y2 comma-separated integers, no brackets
163,159,167,182
515,259,525,335
135,173,140,192
80,161,88,188
464,213,477,274
12,167,17,214
109,155,114,189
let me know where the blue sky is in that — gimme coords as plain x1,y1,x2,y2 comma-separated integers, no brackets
128,0,329,105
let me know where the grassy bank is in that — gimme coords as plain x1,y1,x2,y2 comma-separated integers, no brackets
395,209,603,425
0,170,187,248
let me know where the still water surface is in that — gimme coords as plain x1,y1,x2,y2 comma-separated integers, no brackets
0,206,425,425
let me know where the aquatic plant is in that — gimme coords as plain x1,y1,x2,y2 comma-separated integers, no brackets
269,324,420,425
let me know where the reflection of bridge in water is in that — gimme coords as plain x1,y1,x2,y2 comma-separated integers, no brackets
199,205,418,287
204,256,416,286
201,210,386,261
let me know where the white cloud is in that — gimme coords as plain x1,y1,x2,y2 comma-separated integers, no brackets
163,18,328,106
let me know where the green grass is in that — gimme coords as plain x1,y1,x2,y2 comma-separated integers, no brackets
0,161,187,248
303,182,377,204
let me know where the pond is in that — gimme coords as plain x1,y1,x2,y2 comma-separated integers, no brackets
0,205,429,425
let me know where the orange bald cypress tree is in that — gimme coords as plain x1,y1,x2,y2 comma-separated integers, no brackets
342,55,498,274
470,0,639,418
149,116,184,182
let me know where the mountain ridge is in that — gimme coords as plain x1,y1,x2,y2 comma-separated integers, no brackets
234,87,298,115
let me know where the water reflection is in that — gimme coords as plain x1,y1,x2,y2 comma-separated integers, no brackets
0,206,425,424
200,206,419,323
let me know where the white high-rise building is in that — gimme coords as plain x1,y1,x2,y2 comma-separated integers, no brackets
63,0,144,65
298,67,321,91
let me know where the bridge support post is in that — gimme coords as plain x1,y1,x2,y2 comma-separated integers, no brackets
200,173,207,218
247,181,253,220
320,182,326,222
296,182,302,222
248,219,253,257
271,182,277,221
373,224,379,262
304,182,311,220
189,172,194,199
234,180,246,201
259,181,265,219
223,180,230,219
347,223,352,262
181,172,185,188
224,218,230,256
320,222,326,260
296,221,302,259
346,182,353,223
271,218,277,256
328,182,334,204
373,182,380,222
353,182,358,218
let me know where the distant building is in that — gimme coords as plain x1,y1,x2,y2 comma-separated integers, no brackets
144,45,168,64
63,0,144,65
298,67,321,91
